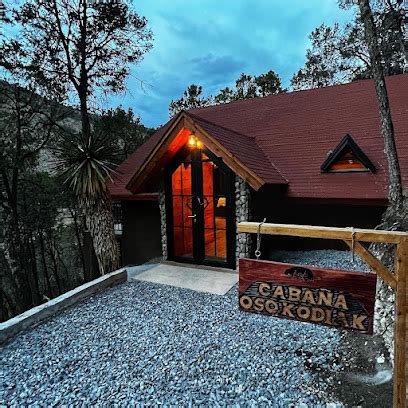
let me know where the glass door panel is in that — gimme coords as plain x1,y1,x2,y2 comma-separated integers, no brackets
172,161,194,258
215,229,227,258
204,229,216,258
183,227,193,257
202,161,227,263
181,163,192,195
168,147,233,267
203,198,214,229
202,161,213,195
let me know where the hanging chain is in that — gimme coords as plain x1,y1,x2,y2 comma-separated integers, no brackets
255,218,266,260
351,228,356,263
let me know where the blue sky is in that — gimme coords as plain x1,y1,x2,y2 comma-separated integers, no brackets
2,0,354,128
108,0,354,128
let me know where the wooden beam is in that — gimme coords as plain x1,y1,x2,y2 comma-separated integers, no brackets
237,222,408,244
127,116,187,193
343,240,397,290
184,115,265,190
237,221,407,405
126,111,267,193
394,238,407,407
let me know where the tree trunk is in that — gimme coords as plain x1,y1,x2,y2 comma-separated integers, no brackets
28,235,41,305
38,229,54,298
358,0,408,245
47,232,63,295
81,194,120,276
359,0,404,208
69,205,87,282
3,217,33,312
358,0,408,362
78,0,91,140
54,237,70,289
79,93,91,140
0,250,22,319
385,0,408,71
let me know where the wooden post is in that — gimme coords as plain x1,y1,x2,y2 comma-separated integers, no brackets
236,222,408,406
394,238,407,408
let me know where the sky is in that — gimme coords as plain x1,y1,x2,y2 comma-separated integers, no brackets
107,0,355,128
2,0,354,129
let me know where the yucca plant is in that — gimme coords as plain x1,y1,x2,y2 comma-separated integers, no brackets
54,130,121,276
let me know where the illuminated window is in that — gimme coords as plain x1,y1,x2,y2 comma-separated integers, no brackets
321,134,375,173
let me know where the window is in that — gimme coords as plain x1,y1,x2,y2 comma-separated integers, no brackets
321,134,375,173
113,202,123,235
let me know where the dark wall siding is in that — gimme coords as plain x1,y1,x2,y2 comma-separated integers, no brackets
121,201,162,266
120,190,386,266
251,189,386,256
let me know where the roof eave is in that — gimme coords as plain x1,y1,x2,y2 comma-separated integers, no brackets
125,111,269,192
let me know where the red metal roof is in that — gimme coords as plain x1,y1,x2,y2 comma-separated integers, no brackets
108,74,408,201
189,114,287,184
106,122,171,200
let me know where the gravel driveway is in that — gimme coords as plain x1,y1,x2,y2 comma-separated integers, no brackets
0,251,389,406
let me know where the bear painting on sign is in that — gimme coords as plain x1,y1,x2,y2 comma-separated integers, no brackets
239,259,377,334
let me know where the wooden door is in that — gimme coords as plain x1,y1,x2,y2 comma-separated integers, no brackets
166,147,235,268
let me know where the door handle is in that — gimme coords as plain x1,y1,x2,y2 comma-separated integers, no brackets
188,214,196,218
197,196,209,209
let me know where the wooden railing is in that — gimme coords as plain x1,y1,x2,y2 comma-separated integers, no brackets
237,222,408,408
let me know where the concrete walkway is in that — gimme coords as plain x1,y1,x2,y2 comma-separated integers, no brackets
127,263,238,295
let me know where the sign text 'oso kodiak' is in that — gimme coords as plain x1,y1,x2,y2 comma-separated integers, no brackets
239,259,376,334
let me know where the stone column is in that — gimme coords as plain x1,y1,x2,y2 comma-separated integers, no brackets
160,177,253,267
158,189,167,260
374,281,395,363
235,176,252,265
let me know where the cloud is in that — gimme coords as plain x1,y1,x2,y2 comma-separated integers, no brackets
3,0,354,128
189,54,246,85
105,0,354,128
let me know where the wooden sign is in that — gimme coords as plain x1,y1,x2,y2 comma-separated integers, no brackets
239,258,377,334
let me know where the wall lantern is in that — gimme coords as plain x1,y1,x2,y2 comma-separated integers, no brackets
188,134,203,149
188,134,197,147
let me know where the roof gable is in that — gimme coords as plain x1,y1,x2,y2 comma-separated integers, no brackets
125,111,287,193
108,74,408,201
321,134,376,173
106,123,170,200
188,114,287,185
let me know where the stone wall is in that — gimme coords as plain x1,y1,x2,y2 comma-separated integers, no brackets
158,176,252,268
158,189,167,260
374,280,395,363
235,176,252,263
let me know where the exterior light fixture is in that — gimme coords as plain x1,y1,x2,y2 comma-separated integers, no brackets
188,134,197,148
188,134,204,150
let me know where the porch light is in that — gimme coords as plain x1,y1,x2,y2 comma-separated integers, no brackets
188,134,204,149
188,134,197,148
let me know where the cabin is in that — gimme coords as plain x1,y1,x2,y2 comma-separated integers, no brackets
107,74,408,270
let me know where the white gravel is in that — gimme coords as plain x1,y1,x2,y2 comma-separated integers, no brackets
268,249,370,272
1,250,369,406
